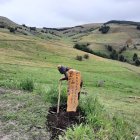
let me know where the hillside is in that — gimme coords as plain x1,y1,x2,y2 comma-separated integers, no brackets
0,17,140,139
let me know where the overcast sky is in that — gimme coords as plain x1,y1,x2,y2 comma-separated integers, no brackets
0,0,140,27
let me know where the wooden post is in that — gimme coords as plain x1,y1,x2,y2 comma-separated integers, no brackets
57,81,61,113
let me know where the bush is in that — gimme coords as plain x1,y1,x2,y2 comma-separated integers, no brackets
119,55,125,62
73,43,93,54
135,59,140,66
133,53,138,61
76,55,83,61
107,45,113,52
30,27,36,31
22,24,27,27
110,50,118,60
41,30,44,33
9,27,15,33
83,54,89,59
20,78,34,92
99,25,110,34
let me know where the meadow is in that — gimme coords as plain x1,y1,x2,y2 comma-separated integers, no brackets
0,27,140,139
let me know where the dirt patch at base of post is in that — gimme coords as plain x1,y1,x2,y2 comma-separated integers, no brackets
46,104,85,140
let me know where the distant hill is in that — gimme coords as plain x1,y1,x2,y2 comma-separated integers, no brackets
105,20,140,26
0,16,18,27
0,16,140,66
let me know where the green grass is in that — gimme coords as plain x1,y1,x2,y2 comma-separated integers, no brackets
0,30,140,139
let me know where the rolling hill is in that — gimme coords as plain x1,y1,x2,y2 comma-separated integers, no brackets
0,17,140,139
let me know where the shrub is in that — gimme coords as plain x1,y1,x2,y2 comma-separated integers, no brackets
99,25,110,34
135,59,140,66
83,54,89,59
41,30,44,33
9,27,15,33
119,55,125,62
107,45,113,52
73,43,93,54
93,51,109,58
110,50,118,60
20,78,34,92
133,53,138,61
22,24,27,27
76,55,83,61
30,27,36,31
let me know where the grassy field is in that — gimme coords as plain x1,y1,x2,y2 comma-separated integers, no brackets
0,27,140,139
78,24,140,64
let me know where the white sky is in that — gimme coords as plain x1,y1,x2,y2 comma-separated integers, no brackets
0,0,140,27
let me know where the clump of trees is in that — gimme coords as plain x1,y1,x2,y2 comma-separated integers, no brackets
106,45,127,62
99,25,110,34
74,43,109,58
74,43,92,54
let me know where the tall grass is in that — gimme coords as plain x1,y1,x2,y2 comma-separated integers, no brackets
36,84,67,105
20,78,34,92
59,124,94,140
60,94,134,140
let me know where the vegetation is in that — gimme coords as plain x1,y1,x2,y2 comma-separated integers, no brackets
0,17,140,139
60,95,133,139
30,27,36,31
133,53,138,61
20,78,34,92
83,54,89,59
8,27,16,33
75,55,83,61
99,25,110,34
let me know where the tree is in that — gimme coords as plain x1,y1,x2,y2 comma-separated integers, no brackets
99,25,110,34
107,45,113,52
133,53,138,61
110,50,118,60
119,55,125,62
